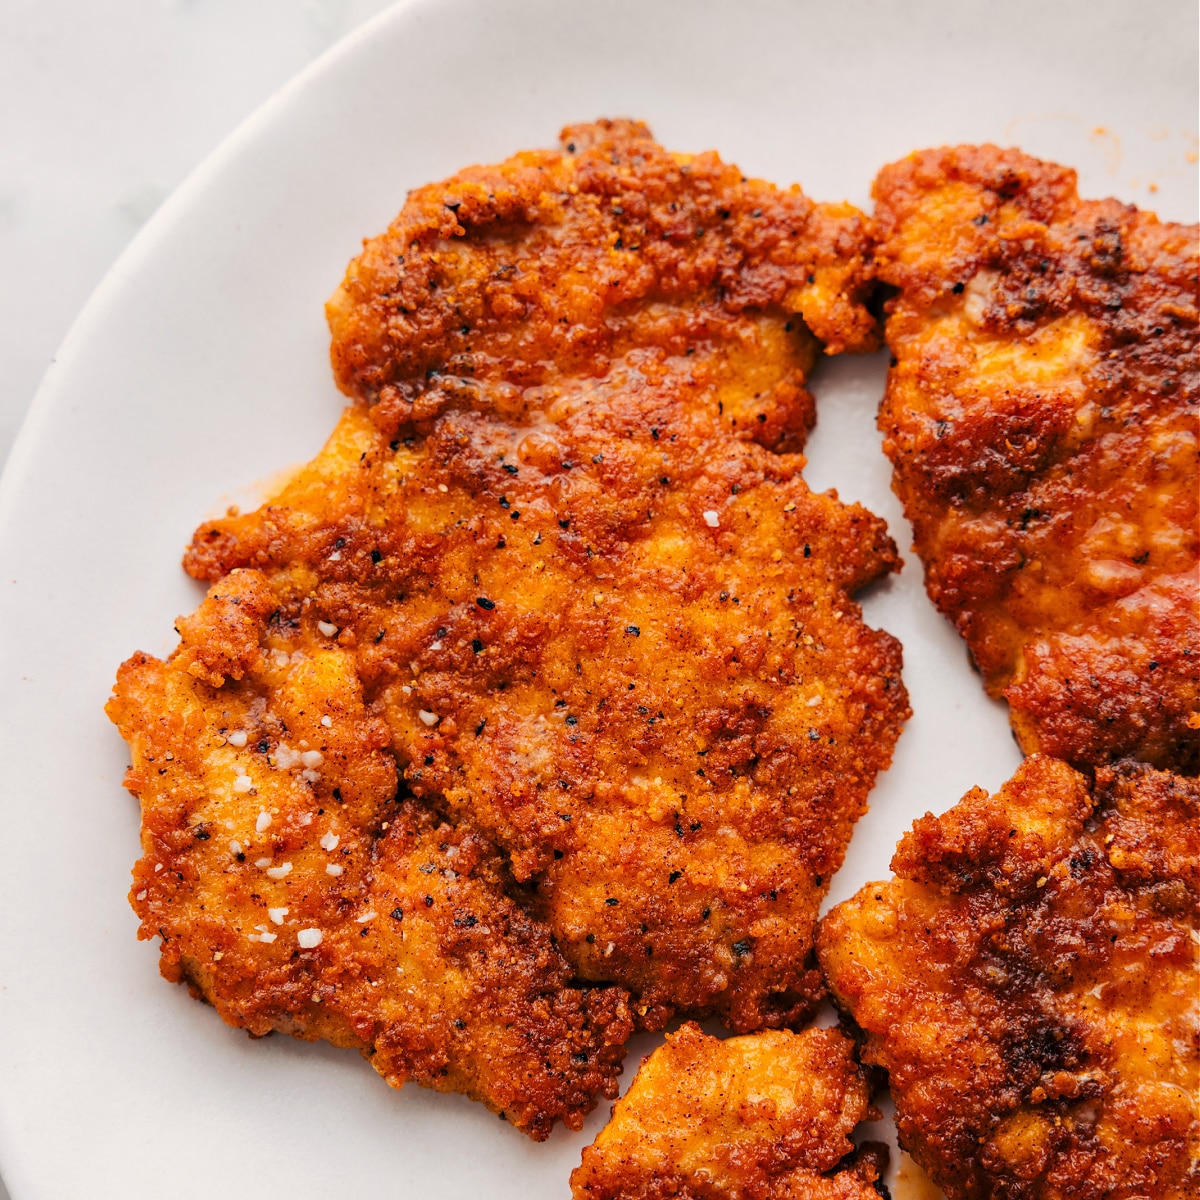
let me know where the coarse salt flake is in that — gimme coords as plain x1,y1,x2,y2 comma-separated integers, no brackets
227,730,248,748
268,907,288,925
229,840,243,855
255,857,272,868
266,862,293,880
357,911,377,923
429,640,443,651
327,551,341,562
232,774,253,794
702,510,720,527
254,931,277,944
255,811,272,833
301,769,321,783
274,744,302,770
135,890,147,901
317,621,338,638
418,710,439,727
300,750,324,769
326,863,344,876
319,832,339,852
320,715,332,728
297,928,323,949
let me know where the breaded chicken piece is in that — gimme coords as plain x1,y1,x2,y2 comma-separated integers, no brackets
874,146,1199,773
186,403,905,1034
571,1022,888,1200
327,119,879,442
818,755,1200,1199
182,122,908,1033
106,568,632,1140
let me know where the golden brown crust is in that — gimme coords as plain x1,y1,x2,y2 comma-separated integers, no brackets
106,569,632,1140
328,118,878,450
181,399,906,1032
180,122,908,1033
570,1023,887,1200
874,144,1199,773
818,755,1200,1200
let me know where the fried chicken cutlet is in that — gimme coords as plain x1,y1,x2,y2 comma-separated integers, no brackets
571,1023,888,1200
818,755,1200,1199
184,120,910,1032
106,568,632,1139
874,146,1199,773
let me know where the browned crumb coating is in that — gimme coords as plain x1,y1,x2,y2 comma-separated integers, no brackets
181,120,908,1033
874,145,1199,773
819,755,1200,1199
571,1022,888,1200
106,569,632,1140
327,118,879,442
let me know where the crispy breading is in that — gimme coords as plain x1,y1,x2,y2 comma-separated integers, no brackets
106,568,632,1140
571,1022,887,1200
327,118,879,442
818,755,1200,1199
182,120,908,1031
873,145,1199,773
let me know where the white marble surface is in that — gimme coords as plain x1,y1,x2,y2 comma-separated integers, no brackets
0,7,397,1192
0,0,396,471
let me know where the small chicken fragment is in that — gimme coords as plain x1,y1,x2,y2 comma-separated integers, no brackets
106,568,631,1140
183,119,909,1033
571,1022,888,1199
819,755,1200,1199
874,144,1199,773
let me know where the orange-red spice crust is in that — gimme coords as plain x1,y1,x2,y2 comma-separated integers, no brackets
328,118,879,451
107,569,631,1140
570,1023,887,1200
874,145,1199,773
819,755,1200,1200
182,121,908,1032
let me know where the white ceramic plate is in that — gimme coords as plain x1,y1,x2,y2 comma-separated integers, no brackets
0,1,1194,1196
